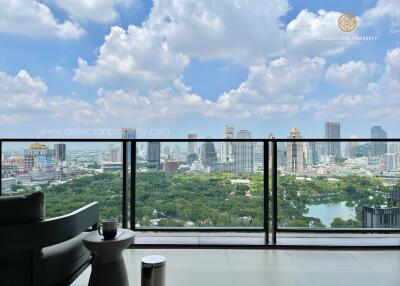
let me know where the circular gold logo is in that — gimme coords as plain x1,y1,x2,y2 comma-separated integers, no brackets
338,13,357,32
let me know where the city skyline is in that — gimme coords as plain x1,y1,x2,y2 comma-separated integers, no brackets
3,122,399,229
0,122,395,152
3,122,394,153
0,0,399,138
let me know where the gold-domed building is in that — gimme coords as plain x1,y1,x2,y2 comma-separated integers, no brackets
286,126,304,174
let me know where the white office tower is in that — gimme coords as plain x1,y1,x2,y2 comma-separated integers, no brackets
345,134,358,158
108,145,121,162
220,125,235,163
253,142,264,172
325,122,341,158
234,130,253,174
188,134,197,154
305,141,319,167
380,153,399,172
286,127,304,174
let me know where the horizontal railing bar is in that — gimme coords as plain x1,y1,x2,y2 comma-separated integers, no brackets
134,227,265,232
0,138,125,142
272,138,399,142
0,138,399,142
278,227,400,233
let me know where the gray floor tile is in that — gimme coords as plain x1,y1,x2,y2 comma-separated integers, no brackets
347,250,400,265
227,249,295,267
287,250,362,267
301,265,398,286
165,249,229,265
229,267,314,286
71,249,400,286
167,264,234,286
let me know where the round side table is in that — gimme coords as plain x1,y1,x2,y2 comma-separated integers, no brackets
83,229,134,286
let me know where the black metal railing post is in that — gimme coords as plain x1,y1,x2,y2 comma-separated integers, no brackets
263,139,269,244
122,140,128,228
272,140,278,245
130,140,136,230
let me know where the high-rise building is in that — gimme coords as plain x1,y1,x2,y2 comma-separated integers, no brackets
187,153,199,166
325,122,341,158
188,134,197,154
54,143,66,164
121,128,136,164
234,130,253,174
200,142,218,168
147,142,161,170
390,186,400,204
121,128,136,139
345,135,358,158
277,142,287,168
25,143,54,170
305,142,318,166
220,125,234,163
380,153,399,172
24,154,34,170
108,145,121,162
253,142,263,165
389,143,400,153
371,126,387,157
363,205,400,228
286,127,304,174
263,133,276,169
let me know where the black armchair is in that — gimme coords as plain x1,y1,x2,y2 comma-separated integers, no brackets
0,192,99,286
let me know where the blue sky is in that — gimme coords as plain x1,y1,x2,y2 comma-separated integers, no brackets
0,0,399,139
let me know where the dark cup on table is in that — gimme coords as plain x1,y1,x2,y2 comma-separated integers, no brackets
98,219,118,240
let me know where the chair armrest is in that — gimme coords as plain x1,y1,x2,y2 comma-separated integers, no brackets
41,202,99,247
0,202,99,254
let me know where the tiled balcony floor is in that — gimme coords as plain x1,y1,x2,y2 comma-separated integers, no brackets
72,249,400,286
131,233,400,247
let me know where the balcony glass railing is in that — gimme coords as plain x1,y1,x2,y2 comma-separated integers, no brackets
135,141,264,229
277,141,400,230
1,138,399,244
1,141,123,224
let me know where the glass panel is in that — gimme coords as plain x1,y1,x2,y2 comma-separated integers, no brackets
135,141,265,228
1,141,123,224
277,140,400,229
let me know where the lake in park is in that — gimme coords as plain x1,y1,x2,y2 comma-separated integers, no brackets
305,201,356,227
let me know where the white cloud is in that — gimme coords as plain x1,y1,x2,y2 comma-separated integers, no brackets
205,57,326,118
0,69,206,127
47,97,101,124
312,47,400,120
52,0,133,23
0,114,27,125
0,70,99,125
95,79,206,124
325,61,376,92
80,57,326,124
0,70,48,111
363,0,400,32
74,0,291,87
148,0,289,64
0,0,85,39
286,9,359,56
74,26,189,88
54,65,66,74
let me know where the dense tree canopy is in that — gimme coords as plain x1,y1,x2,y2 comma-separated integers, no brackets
9,172,395,229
